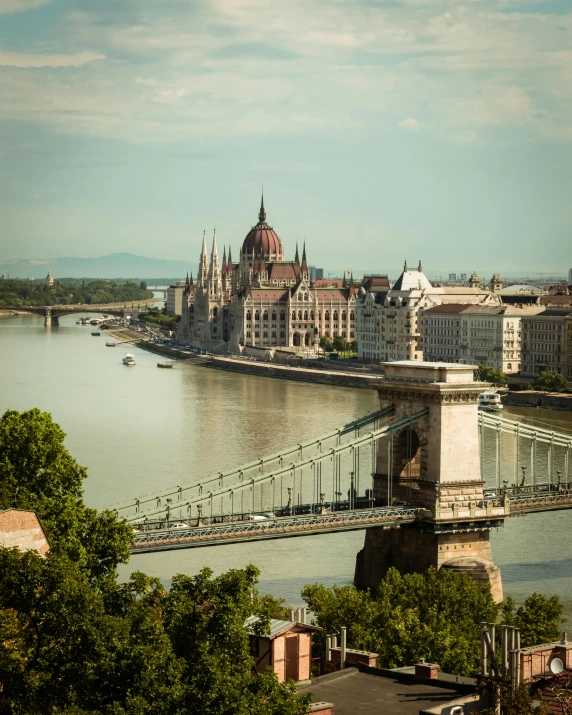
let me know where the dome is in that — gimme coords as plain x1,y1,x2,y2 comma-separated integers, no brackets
242,195,283,258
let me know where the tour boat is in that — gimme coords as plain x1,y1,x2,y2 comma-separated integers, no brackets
157,362,173,369
91,331,101,336
106,342,116,347
122,353,136,366
478,391,503,411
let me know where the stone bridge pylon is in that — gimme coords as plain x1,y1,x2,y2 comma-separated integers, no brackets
355,361,504,602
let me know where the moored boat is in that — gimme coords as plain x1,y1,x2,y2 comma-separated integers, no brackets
91,331,101,336
122,353,136,366
478,391,503,411
106,342,116,347
157,362,173,368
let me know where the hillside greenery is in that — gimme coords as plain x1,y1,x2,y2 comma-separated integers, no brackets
0,278,153,307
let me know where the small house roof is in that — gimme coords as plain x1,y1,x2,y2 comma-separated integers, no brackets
245,615,321,639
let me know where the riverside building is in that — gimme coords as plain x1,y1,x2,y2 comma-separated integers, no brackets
355,263,500,363
520,309,572,378
177,196,358,353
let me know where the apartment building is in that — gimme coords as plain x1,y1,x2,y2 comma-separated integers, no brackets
520,309,572,377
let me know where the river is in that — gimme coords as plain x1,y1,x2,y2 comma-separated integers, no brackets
0,308,570,619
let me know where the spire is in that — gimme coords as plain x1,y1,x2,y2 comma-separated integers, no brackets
349,271,354,287
404,259,408,272
301,241,308,275
418,260,422,272
258,187,266,223
189,272,193,286
186,271,189,286
295,242,299,263
198,230,209,287
342,273,347,288
228,246,232,266
222,246,227,274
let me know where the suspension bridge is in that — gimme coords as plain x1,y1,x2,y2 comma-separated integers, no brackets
108,364,572,577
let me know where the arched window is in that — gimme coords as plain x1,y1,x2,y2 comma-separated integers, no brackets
246,311,251,321
263,311,268,321
333,311,338,321
272,312,276,321
255,310,260,321
318,311,321,320
304,311,308,321
350,311,355,320
507,363,512,371
342,311,346,321
310,311,314,320
213,307,218,318
292,311,296,320
280,311,285,321
298,310,302,320
325,311,330,321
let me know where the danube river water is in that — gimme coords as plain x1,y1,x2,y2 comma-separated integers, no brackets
1,309,571,619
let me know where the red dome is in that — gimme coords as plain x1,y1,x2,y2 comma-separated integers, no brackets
242,196,283,257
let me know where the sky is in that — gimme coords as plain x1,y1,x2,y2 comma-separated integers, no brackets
0,0,571,276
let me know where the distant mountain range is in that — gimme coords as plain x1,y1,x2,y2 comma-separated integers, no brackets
0,253,198,280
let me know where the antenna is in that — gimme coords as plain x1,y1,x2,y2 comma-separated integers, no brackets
549,658,564,675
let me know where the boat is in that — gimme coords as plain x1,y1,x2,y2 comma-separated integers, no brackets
157,362,173,369
91,331,101,336
122,353,136,366
76,319,82,324
106,342,116,347
478,391,503,411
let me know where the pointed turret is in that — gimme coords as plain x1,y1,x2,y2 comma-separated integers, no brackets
228,246,232,268
418,260,422,272
189,272,193,286
295,242,299,263
186,271,189,286
301,241,308,276
404,260,408,272
349,271,354,288
342,273,347,288
222,246,227,275
258,188,266,223
198,230,209,287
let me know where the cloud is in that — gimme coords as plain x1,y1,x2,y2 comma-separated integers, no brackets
0,0,51,15
398,117,423,129
0,50,105,68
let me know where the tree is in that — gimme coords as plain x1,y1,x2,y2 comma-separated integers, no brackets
0,409,132,586
476,682,550,714
0,552,310,715
319,335,333,353
303,567,499,677
500,594,564,647
533,370,568,393
139,281,148,290
332,335,346,354
475,364,507,385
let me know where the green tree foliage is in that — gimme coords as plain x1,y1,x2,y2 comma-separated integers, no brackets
319,335,333,352
475,364,508,385
533,370,568,393
0,552,310,715
0,278,153,307
476,682,550,715
500,594,564,647
332,335,346,353
302,567,499,676
0,409,132,585
139,281,148,290
141,307,179,330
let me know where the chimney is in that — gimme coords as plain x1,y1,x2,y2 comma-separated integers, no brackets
340,627,347,669
415,661,440,679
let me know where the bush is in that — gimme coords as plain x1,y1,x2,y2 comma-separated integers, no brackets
508,382,533,391
533,371,568,393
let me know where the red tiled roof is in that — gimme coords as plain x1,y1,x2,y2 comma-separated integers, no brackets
313,279,344,288
245,289,289,302
423,304,470,314
315,288,350,303
267,263,300,280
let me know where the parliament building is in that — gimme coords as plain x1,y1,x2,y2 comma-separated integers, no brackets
176,195,357,353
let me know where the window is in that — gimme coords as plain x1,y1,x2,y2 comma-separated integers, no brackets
213,307,218,318
246,311,251,321
280,311,285,320
292,311,296,320
304,311,308,321
298,311,302,320
342,311,346,321
310,311,314,320
280,331,285,337
255,311,260,320
325,311,330,321
272,312,276,321
350,311,355,320
255,331,259,338
333,311,338,320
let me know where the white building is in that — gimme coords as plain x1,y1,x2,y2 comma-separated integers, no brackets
356,262,500,362
166,281,186,316
423,305,544,373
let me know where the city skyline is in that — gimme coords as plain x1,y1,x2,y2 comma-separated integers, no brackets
1,0,571,270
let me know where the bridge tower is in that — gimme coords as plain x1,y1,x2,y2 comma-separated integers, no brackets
355,361,504,601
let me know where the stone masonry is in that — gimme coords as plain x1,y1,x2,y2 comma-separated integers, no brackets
355,361,504,602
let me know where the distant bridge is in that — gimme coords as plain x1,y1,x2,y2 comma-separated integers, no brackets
0,303,151,326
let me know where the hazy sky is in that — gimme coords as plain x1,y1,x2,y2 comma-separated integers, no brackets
0,0,570,275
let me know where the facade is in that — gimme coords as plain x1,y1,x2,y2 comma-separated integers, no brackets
166,280,186,315
356,263,500,363
0,509,50,556
423,305,542,373
45,270,54,286
521,309,572,377
566,314,572,380
177,196,358,353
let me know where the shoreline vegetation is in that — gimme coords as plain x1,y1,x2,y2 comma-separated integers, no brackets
0,278,154,307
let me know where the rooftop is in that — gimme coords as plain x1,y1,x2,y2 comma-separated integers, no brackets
298,668,475,715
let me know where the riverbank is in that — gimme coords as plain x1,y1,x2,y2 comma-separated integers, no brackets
502,390,572,412
132,339,380,387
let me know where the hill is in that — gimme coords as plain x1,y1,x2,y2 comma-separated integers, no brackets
0,253,197,280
